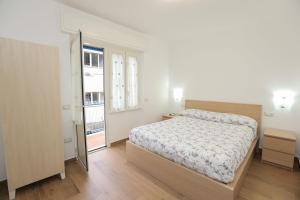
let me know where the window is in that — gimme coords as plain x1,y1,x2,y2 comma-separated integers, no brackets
85,93,92,105
91,53,98,67
99,54,104,68
127,56,138,109
84,52,90,66
85,92,103,105
92,92,99,104
110,50,140,112
83,48,103,68
111,53,125,111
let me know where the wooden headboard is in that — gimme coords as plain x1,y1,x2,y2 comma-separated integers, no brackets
185,100,262,134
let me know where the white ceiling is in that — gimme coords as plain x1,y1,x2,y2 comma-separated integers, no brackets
55,0,239,40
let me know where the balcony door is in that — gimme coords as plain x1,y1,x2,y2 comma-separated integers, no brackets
71,31,88,170
82,45,106,151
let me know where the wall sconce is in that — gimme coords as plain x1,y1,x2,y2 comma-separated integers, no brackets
273,90,295,109
173,88,183,103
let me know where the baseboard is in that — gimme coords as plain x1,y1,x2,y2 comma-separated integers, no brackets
65,157,77,164
111,138,129,146
64,151,76,161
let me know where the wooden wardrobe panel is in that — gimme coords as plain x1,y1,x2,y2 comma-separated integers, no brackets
0,38,65,192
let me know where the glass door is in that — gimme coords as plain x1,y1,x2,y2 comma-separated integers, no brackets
82,45,106,151
71,31,88,170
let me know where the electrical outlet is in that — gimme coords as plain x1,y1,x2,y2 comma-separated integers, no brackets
64,137,72,143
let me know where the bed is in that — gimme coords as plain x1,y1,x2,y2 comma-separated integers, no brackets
126,100,262,200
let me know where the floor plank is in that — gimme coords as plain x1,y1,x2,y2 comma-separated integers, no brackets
0,142,299,200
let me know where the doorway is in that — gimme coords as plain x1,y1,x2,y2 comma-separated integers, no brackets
82,45,106,152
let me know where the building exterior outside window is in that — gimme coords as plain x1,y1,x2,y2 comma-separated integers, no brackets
83,46,104,135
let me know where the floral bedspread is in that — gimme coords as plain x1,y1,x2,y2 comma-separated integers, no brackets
129,116,256,183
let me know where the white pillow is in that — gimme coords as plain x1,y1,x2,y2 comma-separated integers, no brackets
180,109,257,132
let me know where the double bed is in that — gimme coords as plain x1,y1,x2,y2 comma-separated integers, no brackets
126,100,262,200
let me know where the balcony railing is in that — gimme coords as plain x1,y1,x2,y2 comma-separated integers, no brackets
85,104,105,135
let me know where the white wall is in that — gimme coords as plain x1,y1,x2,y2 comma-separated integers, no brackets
169,0,300,158
0,0,169,181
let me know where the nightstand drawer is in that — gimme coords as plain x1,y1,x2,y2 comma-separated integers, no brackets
262,149,294,168
264,136,296,154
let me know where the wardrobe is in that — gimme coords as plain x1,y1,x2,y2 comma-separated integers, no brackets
0,37,65,200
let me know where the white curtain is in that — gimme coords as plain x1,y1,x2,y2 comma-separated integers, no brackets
111,53,125,111
127,56,138,109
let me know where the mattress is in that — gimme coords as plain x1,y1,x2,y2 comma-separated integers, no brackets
129,116,256,183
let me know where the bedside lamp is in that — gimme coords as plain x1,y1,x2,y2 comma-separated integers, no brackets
273,90,295,109
173,88,183,103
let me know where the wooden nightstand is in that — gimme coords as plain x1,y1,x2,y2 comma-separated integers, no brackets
262,128,296,171
162,114,177,121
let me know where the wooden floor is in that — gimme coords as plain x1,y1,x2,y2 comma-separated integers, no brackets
87,132,106,151
0,142,299,200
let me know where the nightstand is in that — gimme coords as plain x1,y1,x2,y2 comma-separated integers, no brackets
162,114,177,120
262,128,296,171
